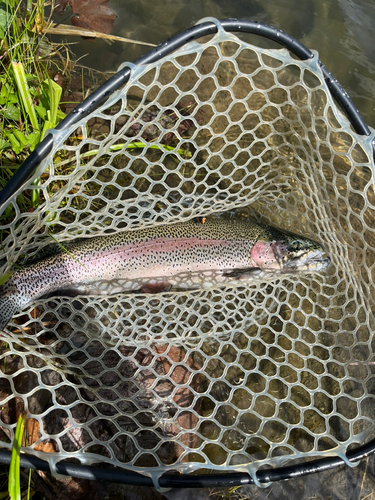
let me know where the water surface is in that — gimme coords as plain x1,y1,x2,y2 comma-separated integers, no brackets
64,0,375,128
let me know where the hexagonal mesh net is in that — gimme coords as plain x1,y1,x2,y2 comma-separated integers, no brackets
0,24,375,485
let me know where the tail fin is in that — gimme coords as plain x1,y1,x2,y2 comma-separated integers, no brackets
0,277,20,331
0,295,19,331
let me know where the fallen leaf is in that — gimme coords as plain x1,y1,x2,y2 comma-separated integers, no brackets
26,418,56,453
55,0,117,35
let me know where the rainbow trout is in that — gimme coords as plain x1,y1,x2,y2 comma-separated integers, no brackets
0,218,329,330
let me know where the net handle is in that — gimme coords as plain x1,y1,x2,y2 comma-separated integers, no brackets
0,18,371,211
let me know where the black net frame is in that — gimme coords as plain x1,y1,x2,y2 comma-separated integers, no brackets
0,19,374,489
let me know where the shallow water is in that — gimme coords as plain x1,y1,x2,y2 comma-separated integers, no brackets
61,0,375,129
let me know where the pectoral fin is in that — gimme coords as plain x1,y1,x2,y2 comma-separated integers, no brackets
222,267,261,279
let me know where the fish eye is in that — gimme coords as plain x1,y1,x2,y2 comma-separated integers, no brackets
288,240,306,252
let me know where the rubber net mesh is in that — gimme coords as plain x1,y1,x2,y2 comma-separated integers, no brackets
0,22,375,484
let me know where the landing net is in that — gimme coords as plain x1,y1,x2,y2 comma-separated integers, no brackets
0,20,374,485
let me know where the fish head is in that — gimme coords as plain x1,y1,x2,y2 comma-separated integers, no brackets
250,230,330,273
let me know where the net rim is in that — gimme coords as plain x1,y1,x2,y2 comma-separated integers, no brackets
1,18,374,488
0,436,374,488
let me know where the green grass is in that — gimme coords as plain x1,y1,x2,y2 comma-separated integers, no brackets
0,0,66,185
8,413,25,500
0,412,35,499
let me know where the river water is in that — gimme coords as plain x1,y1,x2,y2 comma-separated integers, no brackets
67,0,375,129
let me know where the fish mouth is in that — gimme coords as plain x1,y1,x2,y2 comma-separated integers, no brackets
283,252,331,272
